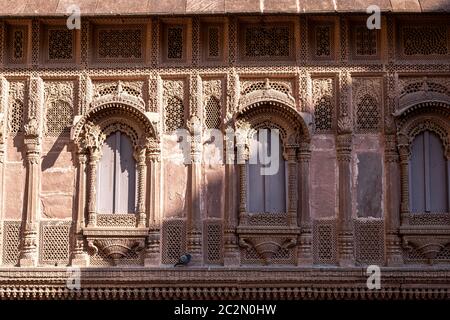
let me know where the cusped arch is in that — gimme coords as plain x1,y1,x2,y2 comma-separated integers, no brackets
396,101,450,159
72,101,158,150
236,99,312,145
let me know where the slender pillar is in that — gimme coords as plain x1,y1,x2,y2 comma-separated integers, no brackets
187,116,202,265
19,122,41,266
144,142,161,266
236,142,248,225
70,150,89,266
384,134,403,265
223,128,239,266
336,133,354,266
135,148,147,228
297,143,313,264
86,150,100,227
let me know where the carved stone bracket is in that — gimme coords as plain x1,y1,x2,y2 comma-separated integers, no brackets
87,238,145,266
238,234,298,265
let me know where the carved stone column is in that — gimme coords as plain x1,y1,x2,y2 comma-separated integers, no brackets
223,127,239,266
71,150,89,266
135,147,147,228
187,116,202,265
236,142,248,225
297,142,313,264
19,119,41,266
87,150,100,227
144,144,161,266
384,134,403,265
397,134,410,220
336,132,354,266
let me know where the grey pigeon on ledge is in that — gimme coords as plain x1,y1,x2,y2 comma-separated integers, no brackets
174,253,192,267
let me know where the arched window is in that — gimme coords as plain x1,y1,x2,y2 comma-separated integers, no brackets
409,130,449,213
247,128,286,213
96,131,136,214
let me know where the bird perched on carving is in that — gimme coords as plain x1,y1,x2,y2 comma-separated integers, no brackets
174,253,192,267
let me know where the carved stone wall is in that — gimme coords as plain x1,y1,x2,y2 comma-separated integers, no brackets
0,12,449,299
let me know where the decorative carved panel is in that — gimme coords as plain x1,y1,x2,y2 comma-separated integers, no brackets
239,23,294,61
313,219,338,265
92,24,146,63
7,80,26,136
39,221,71,266
353,77,382,133
203,220,223,265
44,81,74,137
312,78,335,133
6,24,28,64
354,218,385,265
400,25,448,57
1,221,21,266
161,219,187,264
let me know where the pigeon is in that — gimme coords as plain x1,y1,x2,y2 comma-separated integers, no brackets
174,253,192,267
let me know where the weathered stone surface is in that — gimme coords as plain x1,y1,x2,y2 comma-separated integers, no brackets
6,138,24,162
353,135,381,151
224,0,260,12
41,170,74,193
186,0,225,13
204,165,224,218
419,0,450,12
390,0,422,11
355,152,382,218
310,151,337,218
148,0,186,14
4,163,26,219
40,195,73,219
264,0,298,12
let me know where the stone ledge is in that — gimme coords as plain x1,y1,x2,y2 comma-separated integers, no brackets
0,0,449,16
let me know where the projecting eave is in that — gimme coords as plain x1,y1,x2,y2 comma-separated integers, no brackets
0,0,449,17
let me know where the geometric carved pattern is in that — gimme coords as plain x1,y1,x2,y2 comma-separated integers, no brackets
163,80,185,133
204,97,221,129
161,219,186,264
207,26,220,58
39,221,71,266
48,29,73,60
45,100,73,137
313,219,338,265
96,214,137,227
9,26,27,63
356,95,380,132
247,213,289,226
315,25,331,57
167,26,183,60
242,25,291,59
165,97,184,133
98,28,142,59
404,244,450,264
44,81,74,137
8,81,25,136
241,80,292,96
402,26,448,56
353,218,385,265
203,220,223,264
353,78,382,133
1,221,21,266
355,26,377,56
312,78,334,133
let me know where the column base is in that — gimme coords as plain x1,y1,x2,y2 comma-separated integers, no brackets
19,256,37,267
70,254,89,267
224,249,240,266
144,253,161,267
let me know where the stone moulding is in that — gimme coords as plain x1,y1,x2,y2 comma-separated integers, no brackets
0,268,449,300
